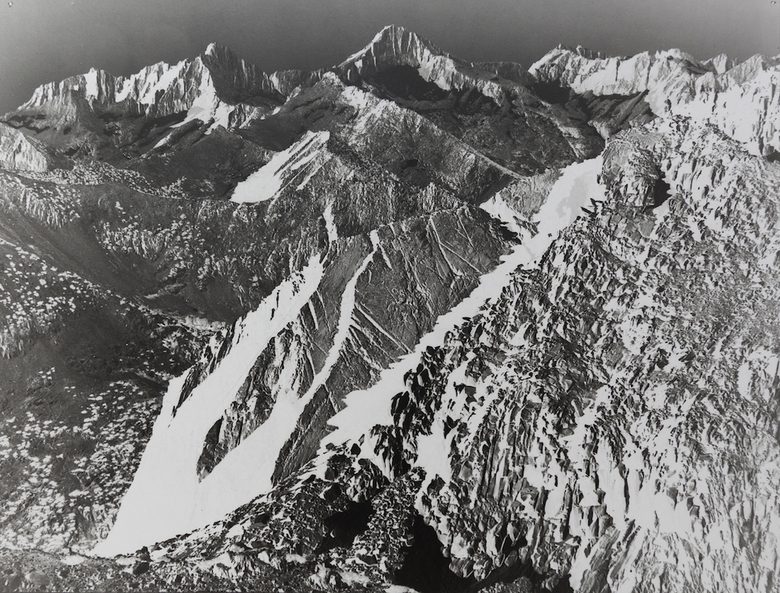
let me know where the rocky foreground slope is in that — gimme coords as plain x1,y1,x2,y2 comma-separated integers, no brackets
0,25,778,593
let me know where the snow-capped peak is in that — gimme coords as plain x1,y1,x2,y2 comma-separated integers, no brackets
553,44,605,60
338,25,520,104
204,41,221,57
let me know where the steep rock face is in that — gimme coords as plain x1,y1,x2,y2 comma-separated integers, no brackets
530,47,780,156
97,203,516,555
233,73,538,215
338,26,613,175
0,123,51,172
322,77,519,200
422,119,780,593
358,120,780,591
94,153,595,565
268,68,325,97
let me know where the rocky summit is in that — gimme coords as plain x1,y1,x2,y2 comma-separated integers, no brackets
0,24,778,593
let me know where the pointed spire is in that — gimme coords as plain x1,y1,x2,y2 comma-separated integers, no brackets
341,24,444,68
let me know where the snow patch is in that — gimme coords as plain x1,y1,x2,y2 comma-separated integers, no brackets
153,133,174,150
231,131,330,203
138,60,188,106
340,83,376,113
415,414,453,482
179,68,220,125
323,202,338,242
738,361,752,399
83,69,100,102
480,195,525,235
114,78,134,103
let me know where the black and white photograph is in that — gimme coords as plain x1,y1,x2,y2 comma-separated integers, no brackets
0,0,778,591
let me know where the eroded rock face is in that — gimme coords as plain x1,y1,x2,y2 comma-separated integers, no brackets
337,26,609,175
135,119,780,593
232,130,773,587
379,124,780,592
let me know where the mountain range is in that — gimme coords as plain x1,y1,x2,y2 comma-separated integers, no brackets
0,24,778,593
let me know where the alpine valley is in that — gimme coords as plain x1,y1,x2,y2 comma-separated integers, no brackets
0,24,779,593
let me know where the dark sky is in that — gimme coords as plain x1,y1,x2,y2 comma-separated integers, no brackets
1,0,778,113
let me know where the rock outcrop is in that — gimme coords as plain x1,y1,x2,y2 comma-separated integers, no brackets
132,115,780,593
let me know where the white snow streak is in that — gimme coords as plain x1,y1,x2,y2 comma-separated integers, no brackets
95,157,605,556
323,202,338,243
322,157,606,480
194,244,377,534
93,255,324,556
480,195,526,236
83,69,100,102
138,61,188,106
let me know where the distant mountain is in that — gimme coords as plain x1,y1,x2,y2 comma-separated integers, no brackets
0,25,778,593
529,45,780,158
